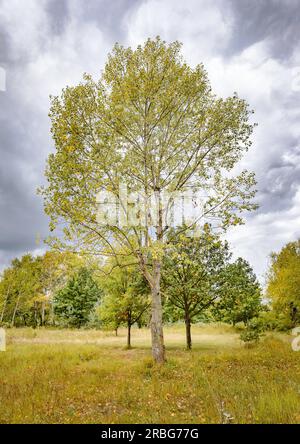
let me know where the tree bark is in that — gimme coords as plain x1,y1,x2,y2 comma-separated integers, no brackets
34,302,38,328
127,322,131,349
49,294,55,326
150,261,166,363
185,313,192,350
0,285,10,323
41,301,45,326
11,293,21,327
290,303,298,328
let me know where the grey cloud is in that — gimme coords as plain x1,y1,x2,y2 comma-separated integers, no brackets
46,0,70,35
258,169,300,213
0,30,10,64
0,90,49,258
228,0,300,60
77,0,141,38
254,136,300,213
45,0,141,40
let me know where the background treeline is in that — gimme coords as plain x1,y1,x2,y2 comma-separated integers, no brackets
1,227,299,348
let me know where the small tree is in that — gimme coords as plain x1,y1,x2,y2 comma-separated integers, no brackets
240,317,264,346
0,252,90,327
162,225,231,349
213,258,262,326
99,261,150,348
38,251,85,325
54,267,101,327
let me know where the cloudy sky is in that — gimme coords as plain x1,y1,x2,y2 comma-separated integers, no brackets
0,0,300,283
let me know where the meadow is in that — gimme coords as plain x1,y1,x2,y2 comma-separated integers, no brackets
0,324,299,424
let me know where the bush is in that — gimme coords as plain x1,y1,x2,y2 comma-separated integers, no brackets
240,318,264,346
258,311,294,332
54,267,102,328
234,321,245,331
256,311,277,331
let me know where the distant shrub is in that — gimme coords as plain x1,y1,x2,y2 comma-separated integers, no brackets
234,321,245,332
240,317,264,346
258,311,294,332
256,311,277,331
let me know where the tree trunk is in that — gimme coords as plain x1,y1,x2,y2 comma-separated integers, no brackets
150,262,166,363
11,293,21,327
41,301,45,326
290,303,298,328
115,327,118,336
49,296,55,326
34,302,38,328
0,286,10,323
185,313,192,350
127,322,131,349
0,305,5,324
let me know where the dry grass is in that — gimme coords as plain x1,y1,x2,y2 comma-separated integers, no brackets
6,323,239,349
0,324,299,424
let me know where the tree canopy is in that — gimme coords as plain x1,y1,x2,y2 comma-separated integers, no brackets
213,257,262,326
54,267,102,328
162,224,231,349
0,251,89,327
267,240,300,328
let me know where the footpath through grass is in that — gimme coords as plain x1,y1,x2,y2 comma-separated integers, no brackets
0,325,299,424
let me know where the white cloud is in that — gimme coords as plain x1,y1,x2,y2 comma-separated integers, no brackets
125,0,232,63
0,0,49,60
9,14,110,112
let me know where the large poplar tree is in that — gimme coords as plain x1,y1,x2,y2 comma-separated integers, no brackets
41,37,257,363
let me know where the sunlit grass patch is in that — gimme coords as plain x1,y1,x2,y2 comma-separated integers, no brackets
0,327,299,424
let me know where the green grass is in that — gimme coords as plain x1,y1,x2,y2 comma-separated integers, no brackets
0,324,299,424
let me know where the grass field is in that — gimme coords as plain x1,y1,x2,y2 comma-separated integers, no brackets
0,324,299,424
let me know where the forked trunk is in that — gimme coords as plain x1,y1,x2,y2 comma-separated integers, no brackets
150,266,165,363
